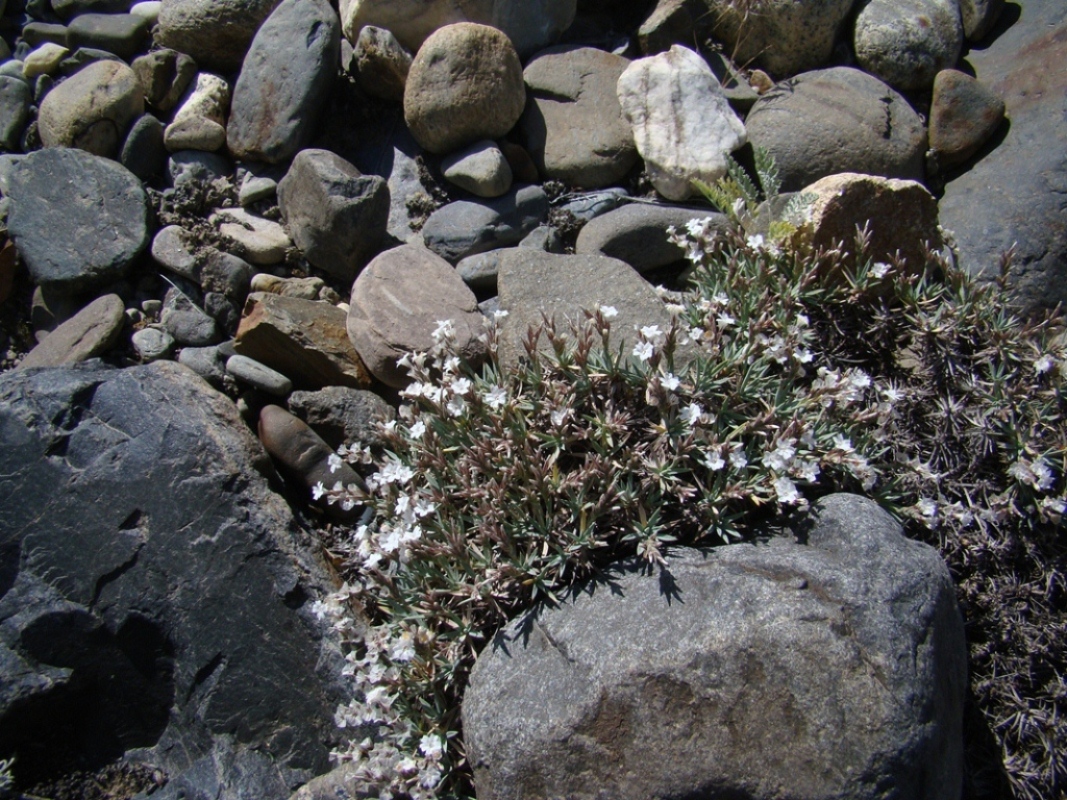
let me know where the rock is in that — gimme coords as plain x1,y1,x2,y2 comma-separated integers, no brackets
575,203,729,273
709,0,856,78
288,386,395,450
463,494,967,800
521,45,637,189
120,113,167,181
403,23,525,155
937,0,1067,314
22,42,68,78
277,149,389,282
52,0,130,17
5,149,150,292
165,72,230,153
637,0,711,55
928,69,1005,169
0,76,31,151
346,244,486,388
226,0,340,164
130,0,161,23
37,59,144,157
22,23,70,49
796,173,943,279
177,343,227,384
441,140,513,198
131,326,177,361
616,45,747,201
156,0,282,73
0,241,16,305
235,292,373,390
854,0,964,91
131,48,198,112
557,187,630,222
745,67,927,192
169,149,232,189
200,248,252,302
495,249,679,371
212,208,292,265
340,0,576,59
0,361,346,797
352,25,411,103
960,0,1004,40
16,294,125,370
421,184,548,263
161,286,220,346
250,273,332,301
226,353,292,395
66,13,151,61
258,404,365,521
151,225,200,282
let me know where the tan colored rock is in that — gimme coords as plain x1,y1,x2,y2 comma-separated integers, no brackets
165,72,231,152
38,60,144,157
22,42,68,78
928,69,1005,169
211,208,292,265
17,294,125,370
235,292,372,390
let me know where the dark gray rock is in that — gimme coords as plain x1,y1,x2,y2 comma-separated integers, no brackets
200,247,252,302
151,225,200,282
17,293,126,370
421,184,549,263
53,0,131,18
556,187,630,223
928,69,1005,170
22,22,70,47
277,149,389,283
168,149,232,188
0,75,31,151
463,494,967,800
0,361,346,797
745,67,927,192
5,148,150,292
177,344,228,385
226,0,340,164
854,0,963,91
352,25,411,103
156,0,281,74
161,286,220,346
131,48,198,113
120,113,167,181
66,13,150,61
227,353,292,395
131,325,177,361
960,0,1004,40
287,386,395,450
937,0,1067,315
575,203,728,273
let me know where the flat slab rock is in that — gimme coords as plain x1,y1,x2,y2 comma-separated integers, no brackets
463,493,967,800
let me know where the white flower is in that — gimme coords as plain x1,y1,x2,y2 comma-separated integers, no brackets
870,262,891,279
409,420,427,438
389,630,416,662
493,309,509,320
312,481,326,500
1034,354,1056,375
793,459,820,482
728,447,748,469
746,233,766,250
446,396,467,417
395,758,419,778
442,355,462,375
732,198,746,217
419,734,444,760
599,305,619,319
661,373,681,392
916,498,939,523
379,528,403,553
431,319,454,341
762,440,796,472
414,497,437,518
328,453,344,473
1008,457,1055,491
774,476,801,504
450,377,472,396
832,435,854,452
716,312,736,328
794,347,814,364
704,450,726,471
640,324,665,345
550,408,570,427
687,327,705,344
633,341,655,362
665,302,686,316
484,384,507,409
679,402,704,427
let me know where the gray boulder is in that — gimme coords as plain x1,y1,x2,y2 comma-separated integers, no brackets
0,76,31,151
37,59,144,156
227,0,340,164
161,286,220,346
288,386,396,450
745,67,927,192
5,148,150,292
464,493,967,800
854,0,964,91
156,0,281,73
16,293,125,370
0,361,347,798
441,140,513,198
937,0,1067,314
420,184,548,263
277,149,389,282
120,113,168,181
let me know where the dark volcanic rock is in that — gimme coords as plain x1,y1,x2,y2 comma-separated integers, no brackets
0,361,346,797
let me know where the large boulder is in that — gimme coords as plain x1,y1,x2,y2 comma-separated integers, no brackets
854,0,964,91
4,148,150,292
937,0,1067,314
226,0,340,164
37,59,144,157
616,45,747,201
464,494,967,800
403,22,525,155
745,67,927,192
16,294,126,370
156,0,281,74
0,361,347,798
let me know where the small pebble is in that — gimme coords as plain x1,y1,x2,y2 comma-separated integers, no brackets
23,43,68,79
226,354,292,396
132,326,176,361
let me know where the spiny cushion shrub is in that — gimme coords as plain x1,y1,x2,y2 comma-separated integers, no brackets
313,219,1066,799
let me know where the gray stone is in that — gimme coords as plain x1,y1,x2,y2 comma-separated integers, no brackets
403,22,525,155
0,361,346,799
854,0,964,91
347,244,486,388
463,494,967,800
960,0,1004,40
120,113,167,181
496,249,679,371
22,22,70,48
227,353,293,395
928,69,1005,169
421,184,548,263
37,59,144,157
5,149,150,292
441,139,513,198
22,42,69,78
212,208,291,265
17,293,126,370
161,286,220,346
177,343,227,385
277,149,389,282
66,13,150,61
130,0,161,22
576,203,728,273
937,0,1067,315
132,325,177,361
131,48,198,112
237,162,285,205
250,273,331,301
0,76,31,151
156,0,282,73
58,47,125,74
200,248,252,301
168,149,232,188
52,0,131,17
557,187,630,223
165,72,230,153
226,0,340,164
151,225,200,282
521,45,636,189
617,45,747,201
353,25,411,103
288,386,396,450
457,249,509,292
205,292,242,334
234,292,373,390
745,67,927,192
